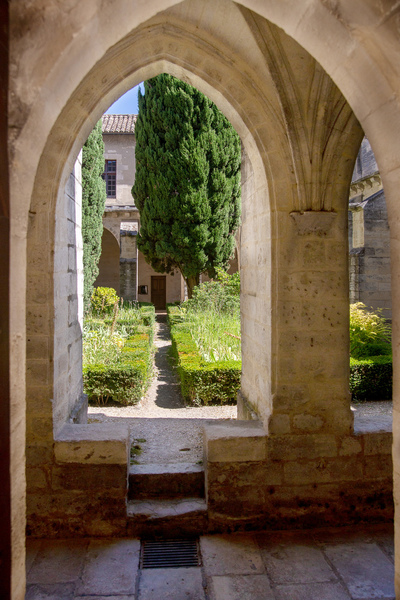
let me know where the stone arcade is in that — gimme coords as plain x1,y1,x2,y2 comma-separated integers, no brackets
3,1,400,598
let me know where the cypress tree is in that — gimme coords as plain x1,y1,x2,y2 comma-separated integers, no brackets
82,120,107,311
132,74,241,298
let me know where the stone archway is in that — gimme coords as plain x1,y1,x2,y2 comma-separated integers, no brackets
8,1,400,597
95,227,121,294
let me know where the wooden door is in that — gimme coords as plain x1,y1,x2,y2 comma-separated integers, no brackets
151,276,166,310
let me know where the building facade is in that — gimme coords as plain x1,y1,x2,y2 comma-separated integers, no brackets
349,137,391,319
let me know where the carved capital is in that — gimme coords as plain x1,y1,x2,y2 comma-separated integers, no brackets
290,210,337,236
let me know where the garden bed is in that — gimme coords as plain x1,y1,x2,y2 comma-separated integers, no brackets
350,356,392,401
168,304,241,405
83,301,155,406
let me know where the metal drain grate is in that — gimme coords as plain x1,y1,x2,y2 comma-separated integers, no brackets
141,539,200,569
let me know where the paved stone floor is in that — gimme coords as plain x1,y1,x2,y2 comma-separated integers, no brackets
26,524,394,599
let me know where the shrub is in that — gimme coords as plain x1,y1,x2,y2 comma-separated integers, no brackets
83,361,149,406
350,302,391,359
83,329,153,405
168,306,241,405
215,267,240,297
83,303,156,405
350,356,392,401
186,275,240,316
138,303,156,328
91,287,119,315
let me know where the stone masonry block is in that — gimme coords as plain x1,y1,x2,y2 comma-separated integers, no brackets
339,437,362,456
26,416,54,444
27,490,127,520
204,421,267,463
52,464,127,491
54,423,129,465
26,336,49,360
364,455,393,479
293,414,325,432
26,360,50,387
207,460,283,489
26,444,54,467
364,432,392,456
267,414,291,435
271,385,310,411
26,305,50,335
284,457,363,485
268,435,337,461
26,467,49,491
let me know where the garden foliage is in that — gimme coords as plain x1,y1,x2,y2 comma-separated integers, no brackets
91,286,119,315
132,74,241,298
350,356,392,401
167,273,241,405
82,121,107,312
349,302,392,401
168,306,241,405
349,302,391,359
83,299,155,405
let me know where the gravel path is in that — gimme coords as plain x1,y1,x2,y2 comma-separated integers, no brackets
87,315,236,463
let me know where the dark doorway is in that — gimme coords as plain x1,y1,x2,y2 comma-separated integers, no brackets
151,276,166,310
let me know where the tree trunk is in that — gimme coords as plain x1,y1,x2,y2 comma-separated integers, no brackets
185,275,200,299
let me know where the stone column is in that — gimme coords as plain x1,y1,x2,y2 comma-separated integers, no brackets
269,209,353,435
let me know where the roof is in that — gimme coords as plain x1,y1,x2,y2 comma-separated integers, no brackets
102,114,137,134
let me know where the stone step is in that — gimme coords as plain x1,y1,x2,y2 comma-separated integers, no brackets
128,462,204,500
126,498,208,537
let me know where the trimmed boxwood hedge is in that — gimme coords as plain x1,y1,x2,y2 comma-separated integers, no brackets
84,327,154,406
167,305,241,405
349,356,392,401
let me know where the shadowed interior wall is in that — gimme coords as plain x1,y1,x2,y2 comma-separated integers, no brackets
95,228,120,294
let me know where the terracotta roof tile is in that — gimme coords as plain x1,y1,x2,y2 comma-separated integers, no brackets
102,114,137,134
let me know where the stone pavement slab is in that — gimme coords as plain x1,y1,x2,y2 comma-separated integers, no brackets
25,583,76,600
258,542,337,585
210,574,274,600
27,539,88,584
75,539,140,596
75,597,136,600
24,525,395,600
138,567,205,600
324,542,395,599
26,539,42,575
274,582,351,600
200,534,265,576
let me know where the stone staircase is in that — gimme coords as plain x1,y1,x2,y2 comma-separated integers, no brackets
127,460,208,536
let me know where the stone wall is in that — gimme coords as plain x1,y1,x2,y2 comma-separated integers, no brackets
349,138,391,319
137,252,183,304
239,144,272,425
104,133,136,207
204,421,393,531
27,162,131,539
53,153,86,431
349,191,391,319
95,228,120,294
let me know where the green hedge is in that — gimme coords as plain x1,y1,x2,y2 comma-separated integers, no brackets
137,303,156,329
83,329,153,406
167,306,241,405
350,356,392,401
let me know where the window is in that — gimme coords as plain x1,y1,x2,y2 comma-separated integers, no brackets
104,160,116,198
